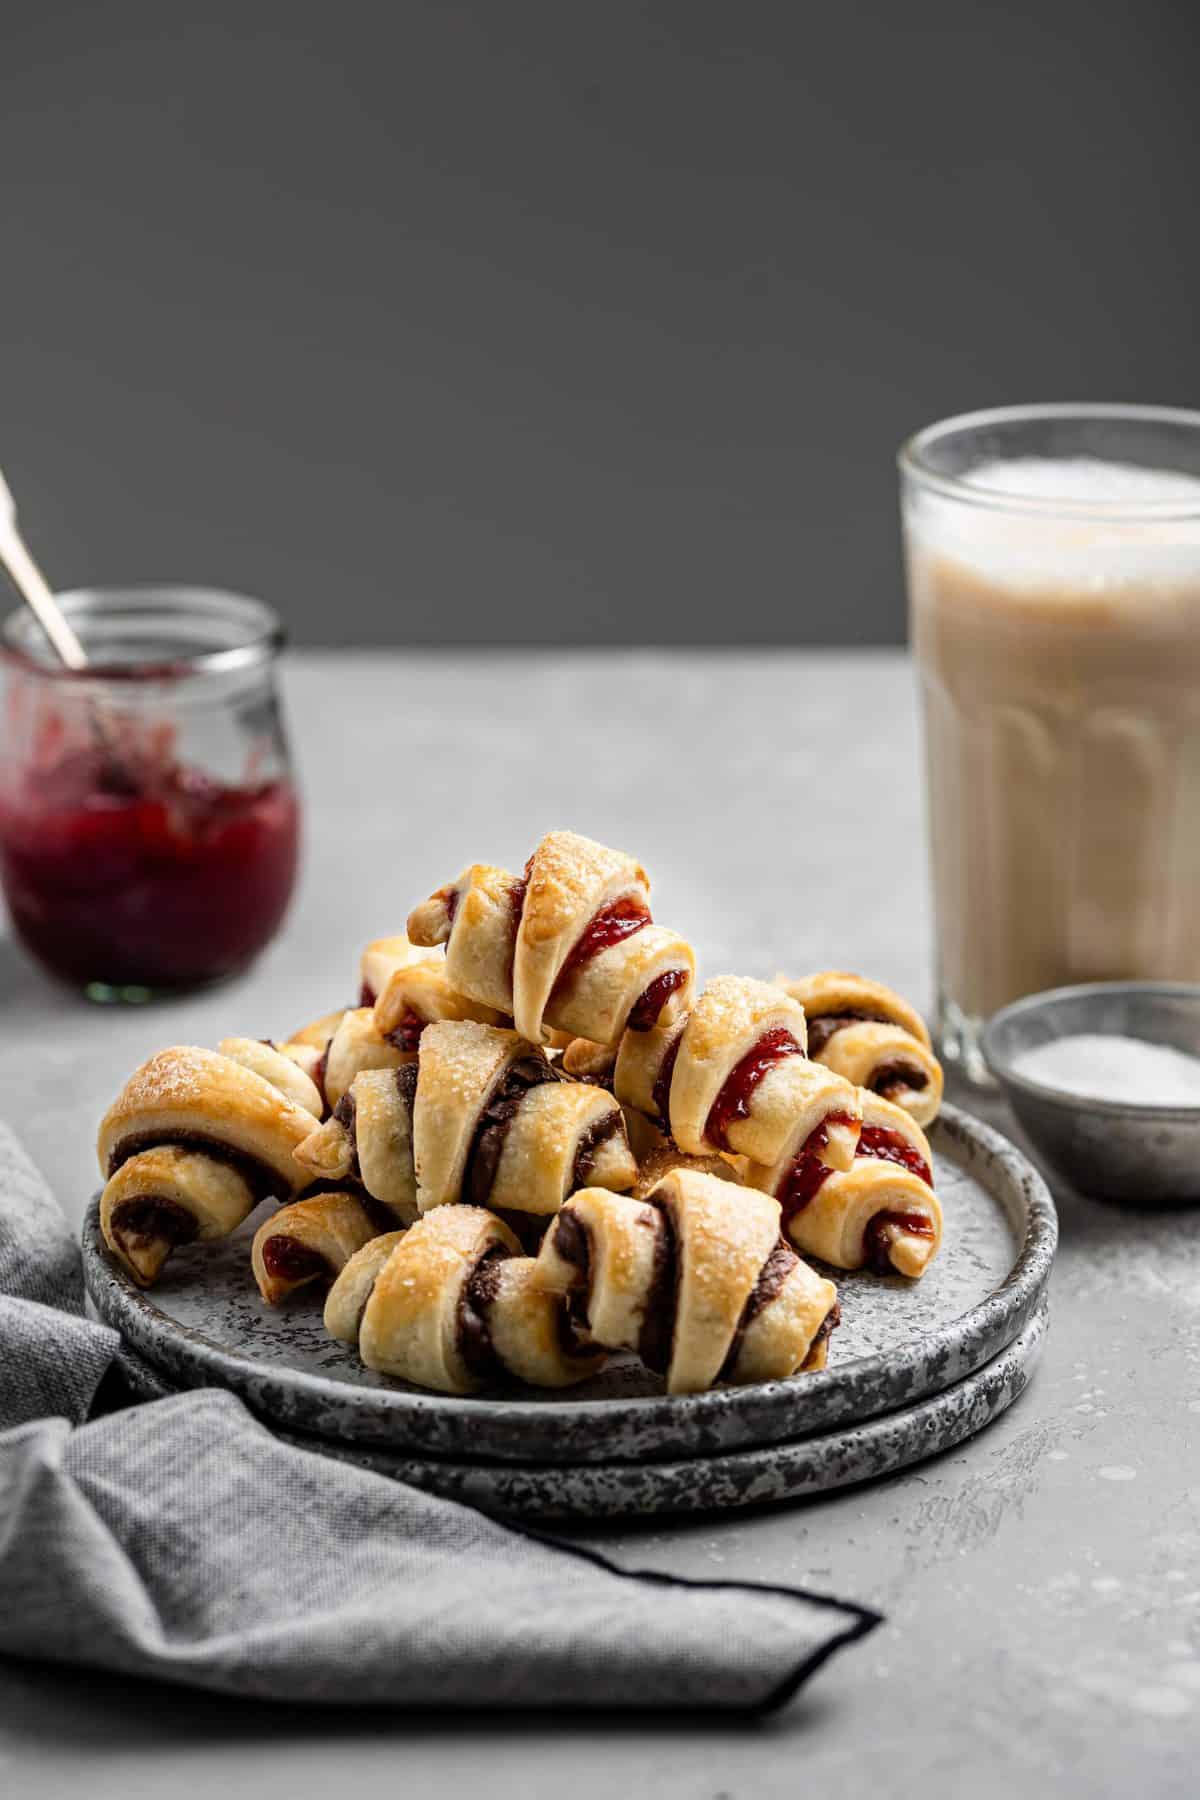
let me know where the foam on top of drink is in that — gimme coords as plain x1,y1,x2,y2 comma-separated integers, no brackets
964,456,1200,507
909,456,1200,591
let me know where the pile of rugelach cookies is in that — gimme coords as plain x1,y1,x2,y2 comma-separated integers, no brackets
97,830,945,1397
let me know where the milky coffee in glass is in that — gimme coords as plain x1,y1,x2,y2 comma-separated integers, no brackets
900,407,1200,1080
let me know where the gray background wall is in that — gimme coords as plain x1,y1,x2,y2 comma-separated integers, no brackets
3,1,1196,647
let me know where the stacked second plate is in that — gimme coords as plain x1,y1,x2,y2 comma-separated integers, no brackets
84,1105,1056,1521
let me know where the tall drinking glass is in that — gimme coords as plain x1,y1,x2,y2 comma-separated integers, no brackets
900,404,1200,1082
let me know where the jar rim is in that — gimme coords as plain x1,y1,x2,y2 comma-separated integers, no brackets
898,402,1200,520
0,586,285,682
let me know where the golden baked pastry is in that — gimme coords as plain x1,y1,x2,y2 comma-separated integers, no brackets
251,1190,383,1304
94,827,950,1383
606,975,863,1174
238,1011,407,1121
97,1045,317,1285
776,972,943,1127
274,934,503,1114
324,1207,605,1394
319,1007,414,1110
285,1008,348,1051
295,1019,638,1220
217,1037,326,1117
362,932,508,1048
748,1090,942,1278
534,1167,840,1394
291,1065,421,1222
629,1141,744,1197
406,830,695,1047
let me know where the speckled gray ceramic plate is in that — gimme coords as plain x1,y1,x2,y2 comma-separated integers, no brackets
111,1296,1049,1519
83,1104,1056,1464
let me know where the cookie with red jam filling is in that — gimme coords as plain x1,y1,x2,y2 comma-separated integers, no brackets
776,971,943,1127
251,1189,384,1304
406,830,695,1048
749,1089,942,1279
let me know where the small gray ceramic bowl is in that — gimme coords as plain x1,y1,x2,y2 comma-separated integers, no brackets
982,981,1200,1206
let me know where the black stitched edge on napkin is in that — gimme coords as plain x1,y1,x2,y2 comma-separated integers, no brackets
94,1354,884,1713
90,1374,886,1714
512,1525,884,1715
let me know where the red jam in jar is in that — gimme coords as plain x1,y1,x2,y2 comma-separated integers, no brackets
0,587,301,997
0,744,299,992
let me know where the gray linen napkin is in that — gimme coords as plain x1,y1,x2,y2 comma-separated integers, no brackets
0,1121,880,1709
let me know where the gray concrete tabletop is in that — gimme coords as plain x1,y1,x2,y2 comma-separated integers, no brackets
2,651,1197,1798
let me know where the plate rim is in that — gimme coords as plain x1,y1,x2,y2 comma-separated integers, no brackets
256,1296,1052,1518
107,1296,1050,1520
82,1101,1058,1463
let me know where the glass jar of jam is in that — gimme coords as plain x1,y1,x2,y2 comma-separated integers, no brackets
0,587,301,1000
